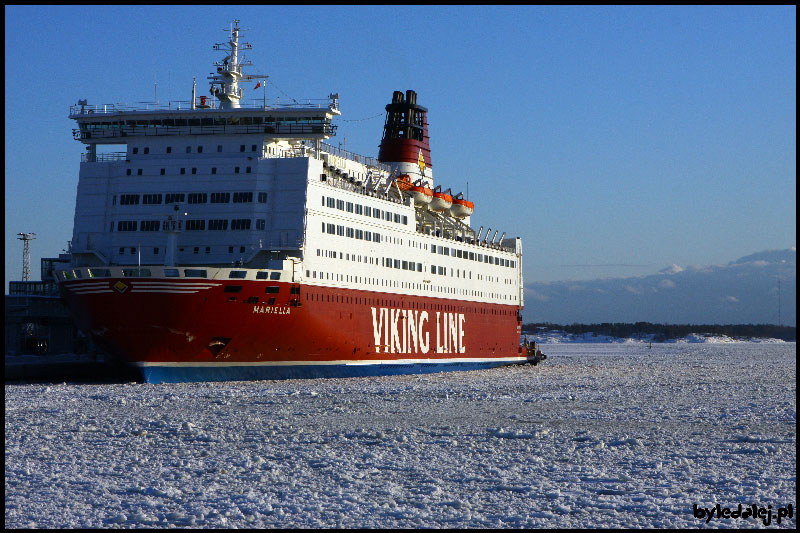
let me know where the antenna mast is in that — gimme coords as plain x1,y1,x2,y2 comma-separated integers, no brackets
17,232,36,282
208,20,266,109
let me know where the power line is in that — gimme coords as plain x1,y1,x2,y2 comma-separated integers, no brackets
266,79,298,104
338,113,384,123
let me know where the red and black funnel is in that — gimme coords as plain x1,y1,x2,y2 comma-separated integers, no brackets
378,90,432,183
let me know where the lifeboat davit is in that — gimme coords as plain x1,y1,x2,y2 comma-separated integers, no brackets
450,192,474,218
429,186,453,212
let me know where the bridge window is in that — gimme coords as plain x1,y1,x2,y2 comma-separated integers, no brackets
117,221,137,231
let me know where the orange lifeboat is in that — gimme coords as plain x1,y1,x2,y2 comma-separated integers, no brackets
429,186,453,212
450,192,474,218
395,174,414,191
409,182,433,206
393,174,432,206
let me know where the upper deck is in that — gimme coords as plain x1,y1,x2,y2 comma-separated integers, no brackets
70,98,340,143
71,20,341,144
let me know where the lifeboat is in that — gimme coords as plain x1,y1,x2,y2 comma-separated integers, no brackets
409,183,432,206
429,186,453,212
408,177,432,206
392,174,432,206
395,174,414,191
450,192,474,218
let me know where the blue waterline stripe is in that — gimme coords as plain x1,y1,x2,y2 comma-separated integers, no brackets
141,360,522,383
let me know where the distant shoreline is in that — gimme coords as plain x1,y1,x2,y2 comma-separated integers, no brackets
523,323,795,343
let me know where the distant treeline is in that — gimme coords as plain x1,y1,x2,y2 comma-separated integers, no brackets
523,322,796,342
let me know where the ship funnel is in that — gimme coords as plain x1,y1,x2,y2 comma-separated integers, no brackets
378,89,432,188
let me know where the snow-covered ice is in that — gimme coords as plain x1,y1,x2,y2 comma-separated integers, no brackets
5,343,796,528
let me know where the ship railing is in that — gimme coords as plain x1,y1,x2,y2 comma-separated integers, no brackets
320,173,407,207
8,280,61,298
72,123,335,141
70,99,337,116
318,142,391,171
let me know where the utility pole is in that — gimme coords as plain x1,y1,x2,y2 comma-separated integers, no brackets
17,232,36,282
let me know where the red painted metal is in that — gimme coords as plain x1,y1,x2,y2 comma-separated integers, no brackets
60,278,523,367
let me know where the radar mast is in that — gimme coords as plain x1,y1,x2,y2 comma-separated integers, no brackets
208,20,266,109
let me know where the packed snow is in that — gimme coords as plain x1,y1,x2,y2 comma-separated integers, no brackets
5,343,796,528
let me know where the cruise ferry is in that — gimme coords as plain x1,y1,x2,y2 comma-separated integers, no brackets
55,21,529,383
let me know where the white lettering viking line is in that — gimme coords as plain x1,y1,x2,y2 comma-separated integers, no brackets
370,307,461,355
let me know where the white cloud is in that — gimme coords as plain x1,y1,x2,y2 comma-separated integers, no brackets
658,279,676,289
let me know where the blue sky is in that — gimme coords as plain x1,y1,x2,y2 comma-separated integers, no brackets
4,5,796,292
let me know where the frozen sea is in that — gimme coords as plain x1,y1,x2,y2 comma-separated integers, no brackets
5,343,796,528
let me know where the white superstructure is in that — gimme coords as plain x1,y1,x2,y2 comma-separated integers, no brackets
65,21,524,309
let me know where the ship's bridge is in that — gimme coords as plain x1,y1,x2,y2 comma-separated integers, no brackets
70,99,340,144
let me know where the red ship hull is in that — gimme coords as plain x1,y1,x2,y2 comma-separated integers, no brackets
60,277,525,383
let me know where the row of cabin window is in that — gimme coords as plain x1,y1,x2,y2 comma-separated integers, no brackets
125,166,253,176
321,194,514,270
322,195,408,226
131,144,260,155
430,244,516,268
80,268,281,281
301,292,517,316
304,270,515,302
383,258,423,272
116,192,265,205
116,246,250,256
313,245,491,283
322,222,382,243
114,219,264,232
306,290,517,316
117,245,249,255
